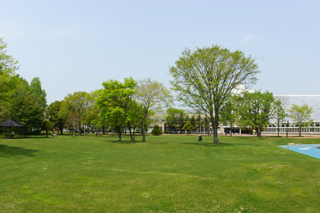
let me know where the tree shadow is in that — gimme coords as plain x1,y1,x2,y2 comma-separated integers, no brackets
182,142,261,147
0,145,40,158
108,141,148,144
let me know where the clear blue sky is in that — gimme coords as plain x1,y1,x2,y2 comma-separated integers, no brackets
1,0,320,104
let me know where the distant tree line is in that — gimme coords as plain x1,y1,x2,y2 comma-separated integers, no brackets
0,37,314,141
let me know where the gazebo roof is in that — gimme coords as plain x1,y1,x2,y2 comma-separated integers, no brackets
0,120,26,127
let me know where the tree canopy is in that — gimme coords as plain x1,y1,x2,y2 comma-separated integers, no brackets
237,91,274,137
97,77,137,141
169,45,259,143
288,104,313,137
59,92,88,136
47,101,66,134
136,78,172,141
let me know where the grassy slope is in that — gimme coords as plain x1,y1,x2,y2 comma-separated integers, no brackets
0,134,320,213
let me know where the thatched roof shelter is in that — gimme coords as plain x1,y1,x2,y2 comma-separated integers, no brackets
0,120,26,139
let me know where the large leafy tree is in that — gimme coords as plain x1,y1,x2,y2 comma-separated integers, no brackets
59,92,88,136
169,45,259,143
85,90,107,136
0,38,20,102
0,38,20,122
8,77,44,130
237,91,274,137
43,120,53,138
288,104,313,137
29,77,47,108
182,121,193,136
136,78,172,141
97,77,137,141
46,101,66,135
272,100,287,137
165,107,185,134
126,101,145,141
220,96,238,136
9,93,45,130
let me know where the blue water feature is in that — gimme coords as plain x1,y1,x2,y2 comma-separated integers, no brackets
279,144,320,160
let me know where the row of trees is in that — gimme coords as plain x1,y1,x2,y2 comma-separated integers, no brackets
221,91,313,137
1,37,314,142
164,107,210,134
164,91,313,138
0,38,47,132
46,78,172,141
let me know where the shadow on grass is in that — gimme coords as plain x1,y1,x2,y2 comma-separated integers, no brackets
0,145,40,157
104,139,147,144
182,142,261,147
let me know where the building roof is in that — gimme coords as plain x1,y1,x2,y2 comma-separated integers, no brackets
0,120,26,127
274,95,320,122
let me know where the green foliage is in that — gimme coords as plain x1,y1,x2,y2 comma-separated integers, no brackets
0,38,20,122
151,125,162,135
29,77,47,108
288,104,313,137
237,91,274,137
59,91,88,136
220,96,238,136
47,101,66,134
9,93,45,129
136,78,172,141
169,45,260,143
272,100,287,136
43,120,53,130
97,77,137,141
84,90,106,136
126,101,145,141
182,121,193,135
165,107,185,134
0,38,20,103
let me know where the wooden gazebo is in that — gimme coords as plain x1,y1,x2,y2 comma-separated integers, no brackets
0,120,26,139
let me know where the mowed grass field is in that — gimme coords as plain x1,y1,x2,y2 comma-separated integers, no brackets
1,134,320,213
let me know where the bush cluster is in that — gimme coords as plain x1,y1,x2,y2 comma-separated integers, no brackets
151,125,162,135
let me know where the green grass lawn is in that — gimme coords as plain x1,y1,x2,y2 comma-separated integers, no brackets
1,134,320,212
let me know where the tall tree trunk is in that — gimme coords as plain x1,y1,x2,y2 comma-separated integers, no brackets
133,127,136,141
128,122,133,141
212,119,220,143
212,112,220,143
141,119,146,141
46,130,48,138
73,120,75,137
79,121,81,136
256,127,261,137
111,128,114,137
299,127,302,137
118,126,122,141
59,126,63,135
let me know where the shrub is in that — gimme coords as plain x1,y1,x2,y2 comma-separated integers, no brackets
151,125,162,135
